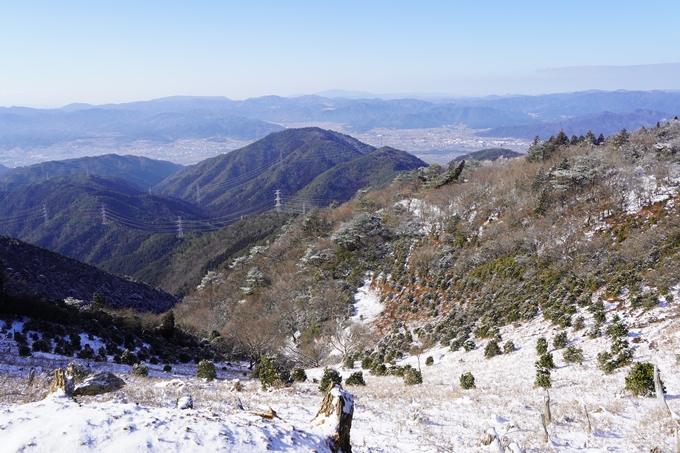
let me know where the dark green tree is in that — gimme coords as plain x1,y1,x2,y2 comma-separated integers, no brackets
319,367,342,393
159,310,175,340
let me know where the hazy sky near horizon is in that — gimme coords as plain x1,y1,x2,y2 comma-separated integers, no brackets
1,0,680,107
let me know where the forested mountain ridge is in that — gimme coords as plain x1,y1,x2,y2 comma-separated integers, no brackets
0,174,204,266
155,127,425,214
0,154,183,192
0,129,425,296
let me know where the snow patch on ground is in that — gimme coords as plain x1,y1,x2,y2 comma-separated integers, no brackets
0,392,333,453
351,276,383,324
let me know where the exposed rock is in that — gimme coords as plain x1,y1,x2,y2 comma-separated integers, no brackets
73,372,125,396
311,385,354,453
177,396,193,410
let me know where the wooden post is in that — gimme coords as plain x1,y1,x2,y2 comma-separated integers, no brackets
543,390,552,425
583,403,592,435
540,414,549,443
654,364,672,417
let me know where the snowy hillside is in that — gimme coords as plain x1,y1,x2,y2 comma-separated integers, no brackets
2,289,680,452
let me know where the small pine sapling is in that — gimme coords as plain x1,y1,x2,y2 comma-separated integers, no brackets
463,339,476,352
484,340,502,359
343,355,354,369
345,371,366,386
552,332,568,350
197,360,217,381
257,356,279,390
404,368,423,386
425,356,434,366
535,366,551,388
503,341,515,354
537,353,555,370
460,372,475,389
319,367,342,393
563,345,584,364
625,362,662,397
536,337,548,355
132,363,149,377
572,316,585,331
291,368,307,382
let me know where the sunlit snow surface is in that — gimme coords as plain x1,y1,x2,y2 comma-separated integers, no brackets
3,288,680,451
0,391,332,453
351,276,383,324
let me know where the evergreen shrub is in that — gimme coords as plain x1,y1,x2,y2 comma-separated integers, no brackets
460,372,475,389
484,340,502,359
197,360,216,381
404,368,423,386
563,345,584,364
319,367,342,393
553,332,568,350
132,363,149,377
291,368,307,382
345,371,366,386
625,362,662,397
536,337,548,355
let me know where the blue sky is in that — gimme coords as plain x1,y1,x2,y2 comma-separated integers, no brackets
1,0,679,107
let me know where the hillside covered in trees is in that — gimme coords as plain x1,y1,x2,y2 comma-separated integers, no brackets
155,127,426,214
169,120,680,376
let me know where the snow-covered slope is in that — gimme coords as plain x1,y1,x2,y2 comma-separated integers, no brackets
2,291,680,452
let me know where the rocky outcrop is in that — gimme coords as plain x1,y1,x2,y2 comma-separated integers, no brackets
73,372,125,396
0,236,178,313
311,385,354,453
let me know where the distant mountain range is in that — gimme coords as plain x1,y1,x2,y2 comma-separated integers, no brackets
0,154,183,191
477,108,674,140
2,90,680,164
0,105,284,151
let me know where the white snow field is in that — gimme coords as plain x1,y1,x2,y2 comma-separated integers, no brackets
2,291,680,452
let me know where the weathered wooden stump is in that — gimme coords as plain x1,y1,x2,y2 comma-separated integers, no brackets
311,385,354,453
49,368,74,395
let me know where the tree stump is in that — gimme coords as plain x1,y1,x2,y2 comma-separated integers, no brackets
311,385,354,453
49,368,74,396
